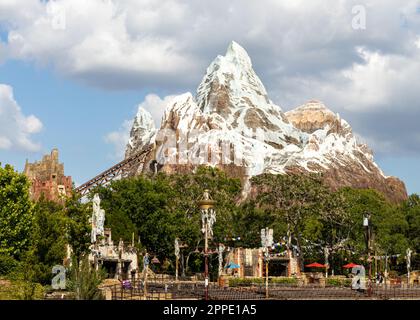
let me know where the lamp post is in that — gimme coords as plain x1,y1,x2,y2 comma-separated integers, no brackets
363,213,372,296
198,189,216,301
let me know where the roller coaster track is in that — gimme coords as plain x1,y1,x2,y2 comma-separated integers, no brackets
75,145,153,196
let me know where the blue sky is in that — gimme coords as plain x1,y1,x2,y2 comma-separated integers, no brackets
1,59,418,194
0,59,152,185
0,0,419,195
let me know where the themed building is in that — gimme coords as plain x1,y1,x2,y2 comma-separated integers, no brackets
24,148,73,201
224,247,301,278
88,194,139,281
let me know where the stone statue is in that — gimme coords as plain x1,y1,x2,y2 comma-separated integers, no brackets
203,189,210,200
91,194,105,244
201,208,216,238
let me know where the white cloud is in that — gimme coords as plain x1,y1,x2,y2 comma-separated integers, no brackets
137,93,177,127
1,0,198,89
2,0,420,156
278,44,420,112
105,93,175,159
0,84,43,152
1,1,419,91
104,119,132,160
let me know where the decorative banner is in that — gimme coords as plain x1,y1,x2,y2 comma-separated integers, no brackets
175,238,180,259
260,228,273,249
351,265,366,290
407,248,412,271
218,243,225,277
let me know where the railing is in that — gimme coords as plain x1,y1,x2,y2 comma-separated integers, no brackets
103,279,420,300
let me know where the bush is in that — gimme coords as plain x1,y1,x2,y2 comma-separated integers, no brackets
229,277,298,287
270,277,299,285
67,256,105,300
326,278,352,287
0,255,18,276
6,280,45,300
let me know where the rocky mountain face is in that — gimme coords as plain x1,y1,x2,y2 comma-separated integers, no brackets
125,41,407,203
125,107,156,159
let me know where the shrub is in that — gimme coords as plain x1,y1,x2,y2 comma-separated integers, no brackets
67,256,105,300
0,255,18,276
326,278,352,287
229,277,298,287
270,277,298,285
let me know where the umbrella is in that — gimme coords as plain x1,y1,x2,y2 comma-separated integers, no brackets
226,263,240,269
151,257,160,264
305,262,326,268
343,263,359,269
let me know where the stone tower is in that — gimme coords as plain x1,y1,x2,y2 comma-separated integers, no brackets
24,148,73,202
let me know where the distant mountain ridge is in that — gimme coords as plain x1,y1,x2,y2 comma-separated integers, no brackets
125,41,407,203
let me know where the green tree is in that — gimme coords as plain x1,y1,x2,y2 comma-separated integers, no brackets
340,188,405,256
233,201,280,248
94,166,242,274
403,194,420,253
0,164,34,258
65,193,91,266
167,167,242,274
302,190,354,272
7,249,45,300
29,197,67,284
251,173,329,267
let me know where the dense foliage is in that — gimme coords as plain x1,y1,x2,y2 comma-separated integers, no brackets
92,167,242,274
0,164,34,257
91,167,420,276
0,164,92,299
1,163,420,299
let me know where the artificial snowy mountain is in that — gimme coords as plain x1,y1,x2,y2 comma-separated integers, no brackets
125,41,407,203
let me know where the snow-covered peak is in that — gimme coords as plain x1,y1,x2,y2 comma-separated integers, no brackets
196,41,269,114
161,92,206,133
225,41,252,69
195,41,300,150
133,107,155,131
123,41,406,203
125,107,156,158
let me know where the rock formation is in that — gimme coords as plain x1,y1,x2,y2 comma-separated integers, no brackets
24,148,73,202
124,41,407,203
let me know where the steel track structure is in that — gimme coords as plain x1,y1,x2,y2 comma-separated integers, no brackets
75,145,152,196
